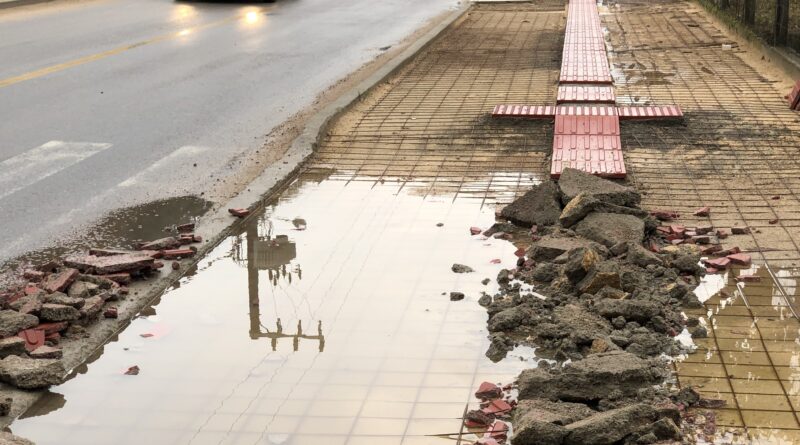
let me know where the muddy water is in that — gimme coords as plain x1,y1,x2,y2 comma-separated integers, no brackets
12,173,542,445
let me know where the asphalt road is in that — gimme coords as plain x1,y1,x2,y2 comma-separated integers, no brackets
0,0,458,265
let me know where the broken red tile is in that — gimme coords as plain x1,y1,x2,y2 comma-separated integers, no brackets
470,227,483,235
669,225,686,236
99,272,132,285
736,274,761,283
177,235,195,245
691,235,711,245
684,231,697,238
475,382,502,399
716,229,730,239
193,235,203,243
670,239,684,245
41,268,79,293
464,419,488,428
665,234,684,242
65,253,155,274
648,240,661,253
104,307,118,319
701,245,723,255
162,249,195,260
124,365,140,375
489,259,502,264
482,399,513,416
228,208,250,218
706,267,719,274
139,237,180,251
23,285,41,296
177,222,195,232
650,210,680,221
514,248,526,258
693,206,710,217
714,247,741,257
36,322,68,335
487,420,509,440
703,258,731,269
695,225,714,235
656,226,672,235
140,333,154,338
726,253,752,266
768,218,779,224
171,261,180,270
17,329,45,352
30,345,62,359
44,332,60,344
152,261,165,269
771,195,780,200
22,269,45,282
731,227,750,235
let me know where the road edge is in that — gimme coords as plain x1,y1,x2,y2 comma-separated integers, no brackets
1,2,468,430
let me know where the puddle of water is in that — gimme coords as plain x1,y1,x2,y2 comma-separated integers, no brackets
678,263,800,442
11,174,539,445
0,196,212,279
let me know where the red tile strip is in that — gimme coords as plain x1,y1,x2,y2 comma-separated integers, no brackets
557,85,616,103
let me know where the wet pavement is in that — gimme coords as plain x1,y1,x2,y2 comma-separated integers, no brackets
11,173,542,444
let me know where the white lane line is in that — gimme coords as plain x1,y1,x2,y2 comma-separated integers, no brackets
0,140,112,200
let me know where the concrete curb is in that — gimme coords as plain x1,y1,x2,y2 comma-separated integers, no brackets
0,0,54,10
0,3,468,428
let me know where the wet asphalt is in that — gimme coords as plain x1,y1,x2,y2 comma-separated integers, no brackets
0,0,458,264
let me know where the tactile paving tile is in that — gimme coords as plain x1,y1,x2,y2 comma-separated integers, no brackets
557,85,616,103
617,105,683,119
491,104,557,118
551,105,625,179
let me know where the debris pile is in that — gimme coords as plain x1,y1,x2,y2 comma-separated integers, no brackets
0,223,201,392
465,168,738,444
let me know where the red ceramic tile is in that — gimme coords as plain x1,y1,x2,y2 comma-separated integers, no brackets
557,85,616,103
617,105,683,120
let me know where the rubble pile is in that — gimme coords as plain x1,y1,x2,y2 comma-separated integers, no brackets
0,223,201,392
464,169,731,445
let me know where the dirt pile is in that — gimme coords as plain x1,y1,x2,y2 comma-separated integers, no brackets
0,223,202,394
464,169,727,445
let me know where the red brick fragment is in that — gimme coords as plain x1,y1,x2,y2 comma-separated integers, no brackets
769,218,779,225
489,259,501,264
771,195,780,200
715,247,741,257
44,332,60,344
716,229,730,239
30,345,62,359
731,227,750,235
23,285,41,296
648,240,661,253
17,329,45,352
703,258,731,269
691,236,711,245
470,227,482,235
656,226,672,235
695,225,714,235
104,307,118,319
736,274,761,283
172,261,180,270
41,268,79,293
140,333,154,338
162,249,195,260
152,261,164,269
475,382,502,400
669,225,685,236
482,399,513,416
36,322,68,335
651,210,680,221
514,248,526,258
727,253,752,266
701,245,723,255
124,365,140,375
487,420,509,440
177,235,195,245
228,208,250,218
99,273,131,285
706,267,719,274
693,206,710,217
193,235,203,243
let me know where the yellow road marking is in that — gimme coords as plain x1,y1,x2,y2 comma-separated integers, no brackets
0,14,241,89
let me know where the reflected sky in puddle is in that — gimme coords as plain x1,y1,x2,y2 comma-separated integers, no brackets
12,173,539,445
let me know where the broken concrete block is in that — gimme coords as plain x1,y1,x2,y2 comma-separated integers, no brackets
564,403,659,445
44,293,84,309
139,237,180,251
0,311,39,337
0,356,64,389
30,345,62,359
626,244,663,268
501,181,562,228
41,269,79,293
9,291,45,315
39,304,80,322
22,270,45,282
577,263,621,294
564,248,601,283
65,253,155,274
0,337,26,359
450,292,465,301
79,296,105,321
0,432,35,445
560,193,649,228
528,236,595,262
558,168,641,207
574,213,645,248
66,280,99,299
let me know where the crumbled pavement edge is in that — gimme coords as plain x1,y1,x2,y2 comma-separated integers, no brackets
458,168,740,445
0,3,469,430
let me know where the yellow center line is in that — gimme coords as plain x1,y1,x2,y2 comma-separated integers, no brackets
0,14,242,89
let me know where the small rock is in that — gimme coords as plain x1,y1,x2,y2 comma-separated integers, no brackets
451,264,474,273
0,338,27,359
450,292,465,301
104,307,118,319
125,365,140,375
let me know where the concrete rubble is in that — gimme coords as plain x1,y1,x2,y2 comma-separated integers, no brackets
0,222,202,396
464,169,734,445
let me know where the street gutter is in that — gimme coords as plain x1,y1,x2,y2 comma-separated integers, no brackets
0,2,468,429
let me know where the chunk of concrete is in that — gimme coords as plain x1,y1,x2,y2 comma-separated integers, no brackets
39,304,80,322
574,213,644,248
577,263,621,294
64,252,155,274
528,236,594,262
501,181,562,228
595,300,661,323
558,168,640,207
41,268,79,293
563,248,601,283
560,193,648,228
67,280,100,299
0,337,27,359
0,311,38,338
0,356,64,389
44,292,85,309
626,244,663,267
0,432,36,445
564,403,659,445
